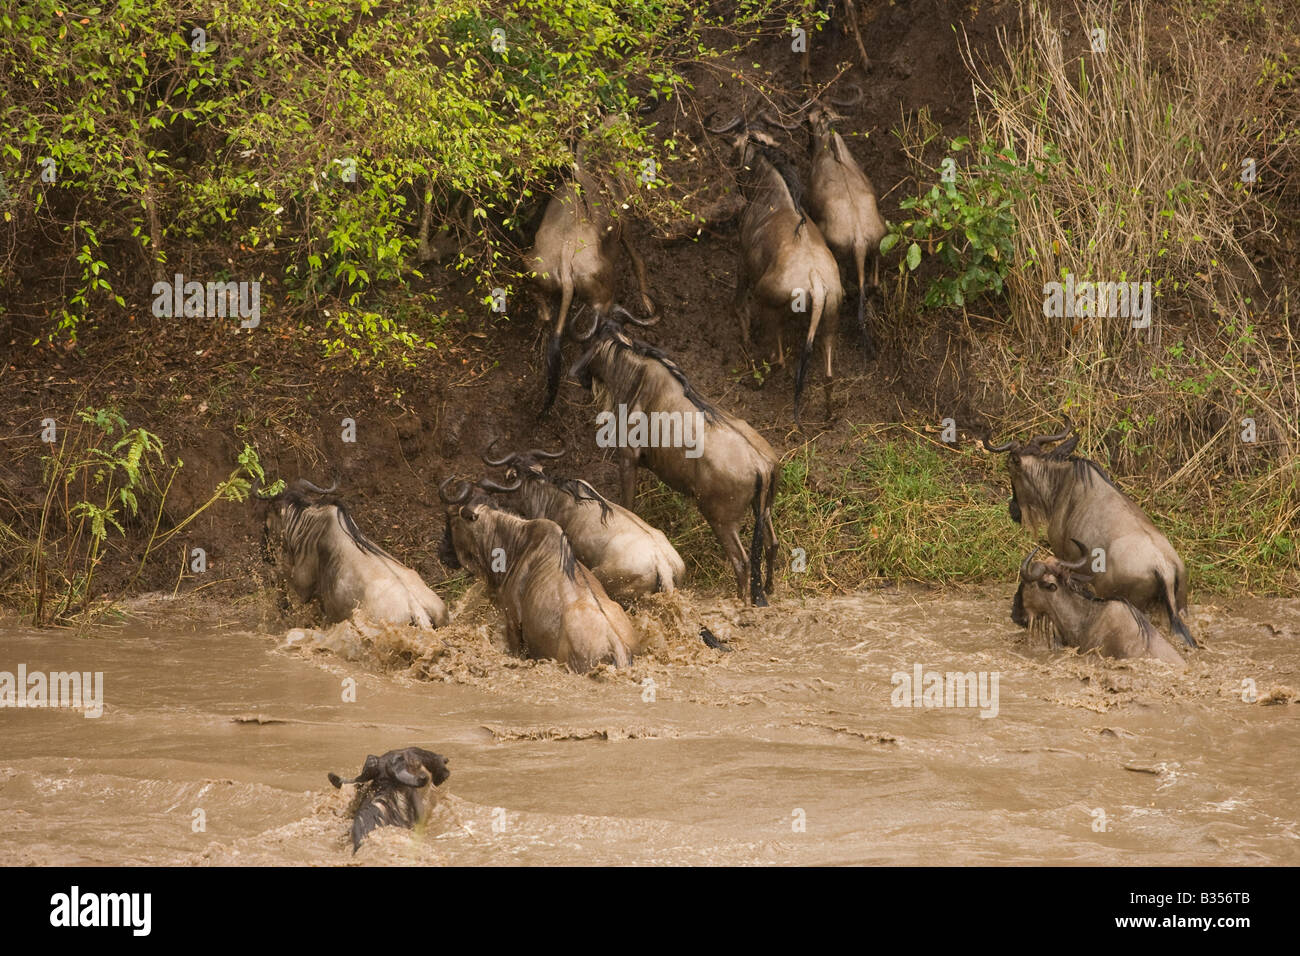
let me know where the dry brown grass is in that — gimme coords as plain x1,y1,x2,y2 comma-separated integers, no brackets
941,0,1299,532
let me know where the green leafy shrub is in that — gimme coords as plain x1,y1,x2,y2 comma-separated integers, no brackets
881,139,1058,309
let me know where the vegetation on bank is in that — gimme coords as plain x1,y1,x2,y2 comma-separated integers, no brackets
639,427,1297,600
0,0,813,342
3,405,270,624
0,0,1296,622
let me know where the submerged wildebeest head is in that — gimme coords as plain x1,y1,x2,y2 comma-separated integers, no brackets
256,477,449,628
984,424,1195,648
328,747,451,853
1014,548,1184,665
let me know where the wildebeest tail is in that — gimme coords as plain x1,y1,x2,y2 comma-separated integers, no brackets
541,248,576,415
1159,568,1197,648
750,472,768,606
793,275,826,425
854,239,873,357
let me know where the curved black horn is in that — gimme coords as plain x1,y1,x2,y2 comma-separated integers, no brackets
612,304,658,328
1058,552,1091,572
705,111,744,134
829,83,864,107
332,754,381,789
438,476,472,504
481,439,514,467
1020,546,1040,577
1053,432,1081,457
1025,425,1072,450
477,477,524,493
758,109,801,131
574,309,602,342
983,435,1018,453
293,478,338,495
524,447,565,460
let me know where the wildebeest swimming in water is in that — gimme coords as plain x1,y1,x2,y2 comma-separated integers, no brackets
1013,549,1184,666
328,747,451,853
438,477,640,672
256,478,449,628
984,425,1195,648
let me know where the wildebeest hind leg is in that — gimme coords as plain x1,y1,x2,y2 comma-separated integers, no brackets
822,330,836,422
708,517,749,603
618,453,639,510
621,235,656,318
749,474,768,607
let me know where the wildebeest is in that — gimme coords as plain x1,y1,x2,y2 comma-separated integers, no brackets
525,126,657,415
1013,549,1185,665
805,96,888,356
438,478,640,671
707,113,844,425
984,426,1195,647
327,747,451,853
479,443,686,602
570,308,780,606
257,479,449,628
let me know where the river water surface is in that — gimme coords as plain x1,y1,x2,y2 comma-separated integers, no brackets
2,585,1297,865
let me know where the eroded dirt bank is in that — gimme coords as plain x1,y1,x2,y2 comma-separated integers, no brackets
2,588,1296,866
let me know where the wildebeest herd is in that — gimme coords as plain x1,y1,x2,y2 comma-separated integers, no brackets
253,103,1198,850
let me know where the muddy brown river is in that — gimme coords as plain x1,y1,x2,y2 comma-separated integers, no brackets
2,586,1297,865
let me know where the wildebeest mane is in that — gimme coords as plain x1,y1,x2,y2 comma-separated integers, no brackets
534,472,614,523
278,491,396,562
1043,449,1121,492
556,524,579,580
471,507,579,583
595,325,722,423
347,783,418,852
750,140,808,235
1065,573,1163,648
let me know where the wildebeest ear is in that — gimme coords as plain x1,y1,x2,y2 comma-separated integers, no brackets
415,749,452,786
459,505,479,522
355,754,382,784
